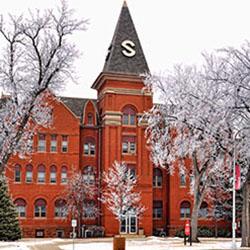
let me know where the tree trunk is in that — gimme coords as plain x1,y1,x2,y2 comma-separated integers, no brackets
241,182,250,247
191,201,200,242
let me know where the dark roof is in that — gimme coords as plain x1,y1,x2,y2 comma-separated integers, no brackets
59,96,97,122
102,1,149,75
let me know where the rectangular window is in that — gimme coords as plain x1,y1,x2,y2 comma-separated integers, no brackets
38,134,46,152
61,135,68,153
38,172,45,183
50,135,57,152
180,208,190,218
61,168,67,184
35,206,46,217
122,114,129,125
84,143,95,155
15,167,21,182
50,172,56,183
153,201,163,219
130,114,136,125
122,137,136,154
17,206,26,217
26,171,32,183
180,174,186,186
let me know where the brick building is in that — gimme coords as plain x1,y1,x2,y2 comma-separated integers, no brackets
6,1,226,238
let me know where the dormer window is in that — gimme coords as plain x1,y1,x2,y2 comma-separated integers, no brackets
122,106,136,126
87,113,93,125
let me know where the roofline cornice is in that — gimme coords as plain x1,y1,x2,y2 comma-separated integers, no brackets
91,71,145,90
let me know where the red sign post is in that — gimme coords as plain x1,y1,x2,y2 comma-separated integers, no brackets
185,220,190,236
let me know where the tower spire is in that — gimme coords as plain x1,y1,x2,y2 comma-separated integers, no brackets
102,1,149,75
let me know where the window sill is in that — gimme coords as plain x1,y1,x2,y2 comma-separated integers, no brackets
153,186,163,189
153,218,163,220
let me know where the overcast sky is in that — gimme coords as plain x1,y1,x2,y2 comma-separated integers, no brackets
1,0,250,100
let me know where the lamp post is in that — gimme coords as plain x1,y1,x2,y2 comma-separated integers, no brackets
232,127,250,249
232,134,237,249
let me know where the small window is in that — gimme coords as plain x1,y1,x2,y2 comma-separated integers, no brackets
87,113,94,125
14,198,26,217
54,199,67,218
199,202,208,218
61,166,67,184
127,165,136,179
38,134,46,152
122,137,136,154
61,135,68,153
153,168,162,187
153,201,163,219
180,201,191,218
83,200,96,218
83,138,96,156
26,165,33,183
15,165,21,182
122,106,136,126
34,199,47,217
180,173,186,186
50,165,57,183
82,166,95,185
37,165,46,183
50,135,57,152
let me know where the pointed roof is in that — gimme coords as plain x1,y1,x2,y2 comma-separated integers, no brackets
102,1,149,75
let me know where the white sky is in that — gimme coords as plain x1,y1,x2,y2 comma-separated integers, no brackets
1,0,250,99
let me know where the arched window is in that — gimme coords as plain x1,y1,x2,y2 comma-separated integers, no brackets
34,199,47,217
83,200,96,218
180,201,191,218
122,106,136,125
26,165,33,183
199,202,208,218
153,168,163,187
83,137,96,156
14,198,26,217
87,113,94,125
37,165,46,183
82,166,95,184
61,166,67,184
15,164,21,182
50,165,57,183
54,199,67,218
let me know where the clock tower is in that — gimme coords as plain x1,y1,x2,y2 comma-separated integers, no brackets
92,0,153,236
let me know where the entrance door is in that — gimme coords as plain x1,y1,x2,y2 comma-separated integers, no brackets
120,213,137,234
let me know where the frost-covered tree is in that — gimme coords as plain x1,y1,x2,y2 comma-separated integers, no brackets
144,64,236,242
205,43,250,247
64,170,98,237
0,0,86,174
0,175,21,241
101,161,145,233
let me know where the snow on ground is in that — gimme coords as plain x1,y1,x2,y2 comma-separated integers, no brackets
0,238,64,250
59,237,242,250
0,237,243,250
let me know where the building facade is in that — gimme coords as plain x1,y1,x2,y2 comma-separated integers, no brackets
6,2,227,238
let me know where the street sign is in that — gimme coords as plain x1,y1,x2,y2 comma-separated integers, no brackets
71,219,77,228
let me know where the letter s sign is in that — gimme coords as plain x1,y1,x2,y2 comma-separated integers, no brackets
121,40,136,57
